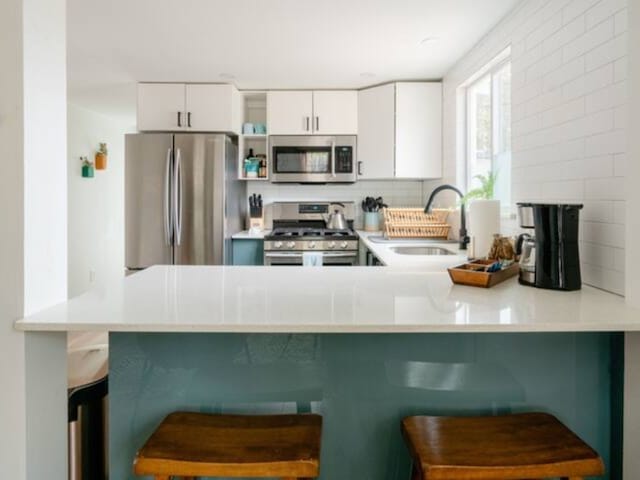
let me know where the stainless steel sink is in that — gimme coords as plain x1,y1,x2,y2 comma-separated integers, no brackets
390,246,455,256
367,235,458,245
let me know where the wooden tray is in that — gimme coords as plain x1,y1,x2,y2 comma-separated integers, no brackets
448,260,520,288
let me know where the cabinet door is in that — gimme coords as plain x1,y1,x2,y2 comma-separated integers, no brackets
185,84,241,133
395,82,442,179
312,91,358,134
267,91,313,135
357,84,395,179
137,83,185,131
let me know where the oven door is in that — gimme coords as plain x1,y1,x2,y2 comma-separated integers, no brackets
270,135,356,183
264,252,358,266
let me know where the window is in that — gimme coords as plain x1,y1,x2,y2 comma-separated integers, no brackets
463,51,512,213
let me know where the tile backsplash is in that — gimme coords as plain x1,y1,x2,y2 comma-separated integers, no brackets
246,180,433,229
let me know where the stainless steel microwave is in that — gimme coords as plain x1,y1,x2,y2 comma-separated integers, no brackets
270,135,357,183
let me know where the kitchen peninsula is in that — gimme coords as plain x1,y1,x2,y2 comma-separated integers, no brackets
16,265,640,479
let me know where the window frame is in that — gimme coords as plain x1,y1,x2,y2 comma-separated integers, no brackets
460,47,512,215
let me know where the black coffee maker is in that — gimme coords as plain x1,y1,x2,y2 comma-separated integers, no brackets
516,203,584,291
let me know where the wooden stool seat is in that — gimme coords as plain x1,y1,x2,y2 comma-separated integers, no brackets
401,412,604,479
134,412,322,479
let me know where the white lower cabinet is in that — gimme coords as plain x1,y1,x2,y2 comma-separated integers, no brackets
357,82,442,180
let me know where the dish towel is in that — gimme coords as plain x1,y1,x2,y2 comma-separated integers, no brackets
302,252,323,267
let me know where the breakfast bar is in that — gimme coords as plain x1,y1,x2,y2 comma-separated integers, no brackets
15,265,640,479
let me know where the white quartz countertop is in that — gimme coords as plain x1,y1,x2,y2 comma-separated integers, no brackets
231,230,270,240
15,265,640,333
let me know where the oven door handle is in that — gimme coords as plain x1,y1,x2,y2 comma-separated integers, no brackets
264,252,356,258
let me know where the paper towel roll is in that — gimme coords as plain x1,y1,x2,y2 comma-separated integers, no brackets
468,199,501,259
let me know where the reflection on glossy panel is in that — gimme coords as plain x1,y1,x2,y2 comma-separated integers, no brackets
110,333,621,480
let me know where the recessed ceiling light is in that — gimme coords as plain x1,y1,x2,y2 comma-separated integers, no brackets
219,73,235,79
419,36,440,45
360,72,376,78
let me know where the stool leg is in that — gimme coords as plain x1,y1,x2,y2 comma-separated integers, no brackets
411,463,422,480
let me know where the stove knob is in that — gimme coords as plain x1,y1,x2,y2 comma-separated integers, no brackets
309,241,316,249
340,241,348,249
286,241,296,249
327,241,336,249
274,241,283,249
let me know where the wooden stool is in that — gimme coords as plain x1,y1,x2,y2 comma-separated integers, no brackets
134,412,322,480
401,412,604,480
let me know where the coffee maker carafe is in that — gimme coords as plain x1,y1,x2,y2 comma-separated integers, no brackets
516,203,584,291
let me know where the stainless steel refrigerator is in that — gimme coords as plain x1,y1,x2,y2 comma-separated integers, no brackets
125,133,246,272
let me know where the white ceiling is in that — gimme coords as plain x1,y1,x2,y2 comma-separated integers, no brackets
67,0,522,121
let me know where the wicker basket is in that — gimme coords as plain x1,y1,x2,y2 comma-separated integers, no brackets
383,208,451,239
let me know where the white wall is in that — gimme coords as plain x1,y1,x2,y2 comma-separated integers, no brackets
1,0,68,477
67,104,131,297
441,0,628,294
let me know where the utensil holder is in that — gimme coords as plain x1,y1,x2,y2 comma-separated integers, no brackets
363,212,380,231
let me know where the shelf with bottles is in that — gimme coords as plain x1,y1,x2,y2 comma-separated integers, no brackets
238,91,269,181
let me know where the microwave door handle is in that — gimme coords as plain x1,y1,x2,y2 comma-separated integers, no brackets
331,140,336,177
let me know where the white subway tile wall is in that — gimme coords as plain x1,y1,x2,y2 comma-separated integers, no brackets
246,180,428,230
441,0,627,294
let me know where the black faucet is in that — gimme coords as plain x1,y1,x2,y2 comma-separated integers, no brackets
424,184,469,250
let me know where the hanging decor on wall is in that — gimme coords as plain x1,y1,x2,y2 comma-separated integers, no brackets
95,142,108,170
81,156,94,178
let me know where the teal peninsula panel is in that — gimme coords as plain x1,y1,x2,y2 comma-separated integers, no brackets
110,333,622,480
232,239,264,265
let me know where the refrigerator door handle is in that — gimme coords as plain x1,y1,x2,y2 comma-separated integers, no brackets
174,148,183,245
164,148,173,246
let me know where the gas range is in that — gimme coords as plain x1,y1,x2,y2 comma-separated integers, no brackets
263,202,359,265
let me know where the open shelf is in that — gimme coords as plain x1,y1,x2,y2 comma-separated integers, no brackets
238,92,269,181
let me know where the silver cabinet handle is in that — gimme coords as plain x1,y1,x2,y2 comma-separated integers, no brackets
164,148,173,245
305,117,310,132
315,116,319,131
358,161,363,176
331,140,336,177
174,148,183,245
177,112,182,127
187,112,192,128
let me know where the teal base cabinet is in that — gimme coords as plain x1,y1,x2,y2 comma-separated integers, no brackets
232,239,264,265
110,332,623,480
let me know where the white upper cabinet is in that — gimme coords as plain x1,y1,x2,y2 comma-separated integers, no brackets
395,82,442,179
267,90,357,135
137,83,241,133
357,84,395,179
185,84,241,133
312,91,358,135
137,83,186,131
267,91,314,135
357,82,442,180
